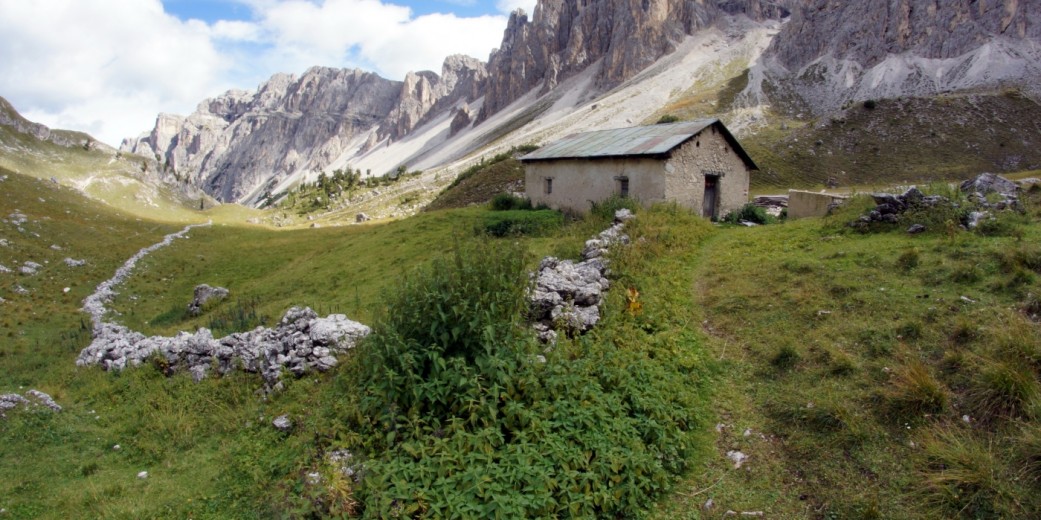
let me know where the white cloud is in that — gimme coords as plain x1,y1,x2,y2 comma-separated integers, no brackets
0,0,512,147
496,0,537,16
250,0,506,78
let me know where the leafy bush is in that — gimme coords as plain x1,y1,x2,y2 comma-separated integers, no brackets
481,209,563,237
351,227,707,517
656,114,680,124
490,192,532,211
723,203,772,225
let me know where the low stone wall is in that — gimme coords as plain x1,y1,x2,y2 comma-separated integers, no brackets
77,221,370,389
77,307,369,387
530,209,634,343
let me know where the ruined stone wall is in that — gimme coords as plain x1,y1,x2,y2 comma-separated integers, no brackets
664,128,751,218
525,157,667,213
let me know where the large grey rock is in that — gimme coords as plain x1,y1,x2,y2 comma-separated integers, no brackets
186,284,229,316
961,173,1020,197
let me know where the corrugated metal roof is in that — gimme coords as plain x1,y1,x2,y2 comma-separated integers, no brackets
520,119,718,161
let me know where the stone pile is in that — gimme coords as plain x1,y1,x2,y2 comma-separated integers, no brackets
960,172,1020,211
76,307,370,386
853,174,1024,232
529,209,634,343
0,389,61,419
854,186,948,226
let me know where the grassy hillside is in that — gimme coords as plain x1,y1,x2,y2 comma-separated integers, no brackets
657,191,1041,518
0,109,245,223
743,92,1041,192
426,147,535,212
6,167,709,517
655,72,1041,193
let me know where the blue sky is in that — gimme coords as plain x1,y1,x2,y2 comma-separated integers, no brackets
0,0,537,146
161,0,508,21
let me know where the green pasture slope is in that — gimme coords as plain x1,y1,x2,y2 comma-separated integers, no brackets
1,167,714,517
5,160,1041,518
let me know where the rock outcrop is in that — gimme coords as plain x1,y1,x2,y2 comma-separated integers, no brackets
477,0,790,124
760,0,1041,113
123,57,487,205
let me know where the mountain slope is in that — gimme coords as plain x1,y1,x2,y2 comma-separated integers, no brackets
0,97,221,222
125,0,1041,210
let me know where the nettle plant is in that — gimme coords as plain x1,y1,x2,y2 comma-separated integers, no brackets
350,234,703,518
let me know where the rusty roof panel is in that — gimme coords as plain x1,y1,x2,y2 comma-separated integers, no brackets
521,119,717,161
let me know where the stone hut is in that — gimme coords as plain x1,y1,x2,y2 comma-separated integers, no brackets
520,119,757,218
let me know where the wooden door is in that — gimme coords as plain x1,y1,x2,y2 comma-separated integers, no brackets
703,176,719,219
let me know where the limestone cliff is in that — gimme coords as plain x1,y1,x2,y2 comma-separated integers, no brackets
476,0,791,124
123,57,487,204
759,0,1041,112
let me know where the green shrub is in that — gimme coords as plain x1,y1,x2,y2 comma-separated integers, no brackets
481,209,563,237
490,192,532,211
723,203,772,225
896,248,920,271
352,236,706,518
656,114,680,124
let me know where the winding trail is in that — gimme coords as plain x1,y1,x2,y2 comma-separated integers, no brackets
82,221,212,329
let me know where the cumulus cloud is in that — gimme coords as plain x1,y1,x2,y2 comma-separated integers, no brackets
496,0,538,16
250,0,505,78
0,0,232,145
0,0,512,147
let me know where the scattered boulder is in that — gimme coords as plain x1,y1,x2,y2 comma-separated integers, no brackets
19,261,42,275
273,415,293,432
64,258,86,267
0,264,10,274
0,389,61,419
7,212,28,226
852,175,1023,231
186,284,230,316
355,213,371,223
907,224,926,234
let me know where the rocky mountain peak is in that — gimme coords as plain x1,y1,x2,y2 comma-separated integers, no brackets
476,0,790,124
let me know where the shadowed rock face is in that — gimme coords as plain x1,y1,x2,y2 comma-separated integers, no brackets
760,0,1041,113
770,0,1041,71
477,0,789,124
